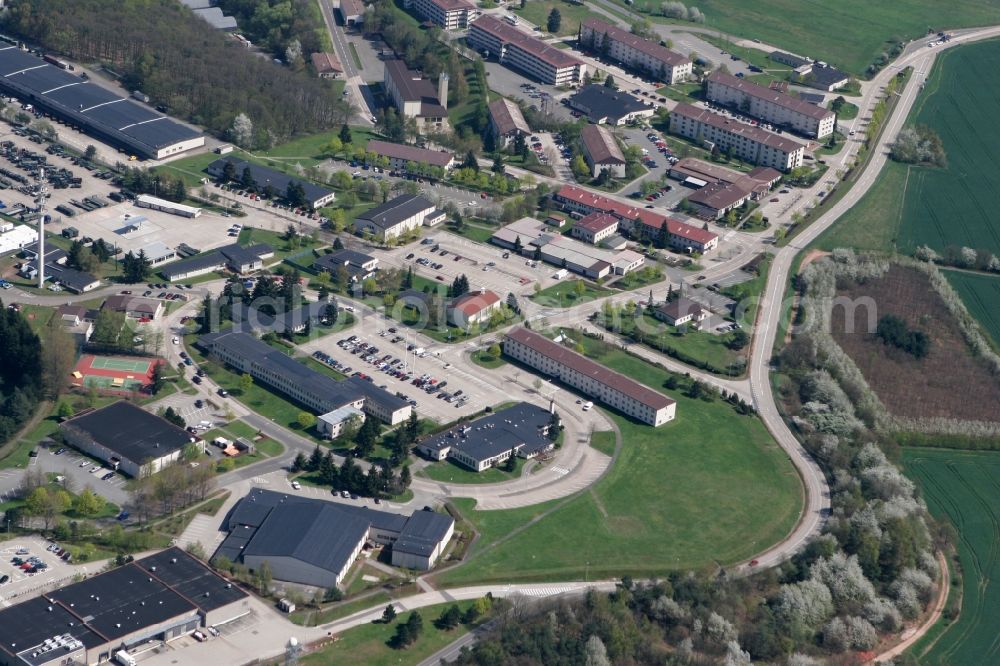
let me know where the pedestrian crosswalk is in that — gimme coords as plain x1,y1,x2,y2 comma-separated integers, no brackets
251,476,269,484
549,466,569,476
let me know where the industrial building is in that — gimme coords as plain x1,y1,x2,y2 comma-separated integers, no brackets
0,46,204,159
417,401,556,471
180,0,238,30
366,140,455,171
353,193,442,240
384,59,449,132
60,401,201,478
705,71,836,138
468,15,586,86
553,185,719,254
161,243,274,281
0,547,249,666
206,158,337,209
580,18,692,84
491,217,644,279
504,327,676,426
580,124,626,178
215,489,455,587
404,0,478,29
487,97,531,148
197,329,412,424
567,85,654,126
337,0,365,25
135,194,202,218
669,103,805,172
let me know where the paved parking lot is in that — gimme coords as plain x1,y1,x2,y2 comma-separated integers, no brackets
146,388,226,429
298,329,491,423
0,446,130,506
484,63,574,122
0,535,98,607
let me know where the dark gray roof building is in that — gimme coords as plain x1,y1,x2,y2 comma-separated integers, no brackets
0,46,203,159
0,547,248,666
161,242,274,280
206,158,336,208
568,84,653,125
60,401,196,477
417,401,555,471
197,330,411,424
216,489,454,585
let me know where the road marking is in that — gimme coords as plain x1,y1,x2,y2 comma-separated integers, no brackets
549,466,569,476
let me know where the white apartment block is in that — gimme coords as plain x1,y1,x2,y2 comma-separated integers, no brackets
504,327,676,426
406,0,477,29
670,103,805,172
580,18,692,84
469,15,586,86
705,71,836,139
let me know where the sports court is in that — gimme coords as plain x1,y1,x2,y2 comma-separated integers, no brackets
70,354,155,392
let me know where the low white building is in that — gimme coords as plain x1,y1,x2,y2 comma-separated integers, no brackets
318,405,366,439
135,194,202,218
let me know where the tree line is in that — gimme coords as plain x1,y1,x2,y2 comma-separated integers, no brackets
0,303,43,446
2,0,344,146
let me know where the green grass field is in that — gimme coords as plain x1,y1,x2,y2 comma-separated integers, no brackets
943,270,1000,350
530,280,611,308
618,0,1000,76
420,457,525,484
469,349,506,369
301,600,483,665
818,40,1000,256
903,449,1000,665
437,339,802,584
513,0,605,36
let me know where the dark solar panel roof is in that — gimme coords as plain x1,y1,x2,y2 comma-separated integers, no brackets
0,46,201,158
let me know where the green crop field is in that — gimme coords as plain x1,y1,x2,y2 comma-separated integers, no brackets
616,0,1000,76
944,270,1000,349
816,40,1000,257
436,338,802,585
903,449,1000,665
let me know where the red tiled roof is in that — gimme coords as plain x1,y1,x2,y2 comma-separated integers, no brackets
671,103,806,154
451,290,501,316
707,70,834,120
555,185,718,246
581,124,625,165
575,212,618,234
367,140,454,167
582,17,690,68
430,0,475,11
310,52,343,74
505,327,675,410
471,15,583,70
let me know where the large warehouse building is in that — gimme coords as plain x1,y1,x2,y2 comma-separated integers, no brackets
0,46,204,159
0,548,249,666
60,400,200,478
504,327,676,426
215,489,455,587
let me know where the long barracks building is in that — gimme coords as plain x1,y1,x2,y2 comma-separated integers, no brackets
554,185,719,253
405,0,478,29
669,103,805,172
580,18,692,84
705,70,836,139
468,15,586,86
504,327,676,426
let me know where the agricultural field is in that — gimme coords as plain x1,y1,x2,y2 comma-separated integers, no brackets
817,40,1000,257
944,270,1000,349
903,449,1000,665
614,0,1000,76
436,336,802,585
830,265,1000,424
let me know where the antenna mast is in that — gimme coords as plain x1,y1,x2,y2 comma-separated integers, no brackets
36,167,47,289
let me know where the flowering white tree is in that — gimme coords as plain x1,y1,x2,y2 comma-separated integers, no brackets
231,113,254,148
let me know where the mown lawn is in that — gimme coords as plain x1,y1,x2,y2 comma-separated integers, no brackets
530,280,611,308
419,457,525,484
436,338,802,584
301,600,484,665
